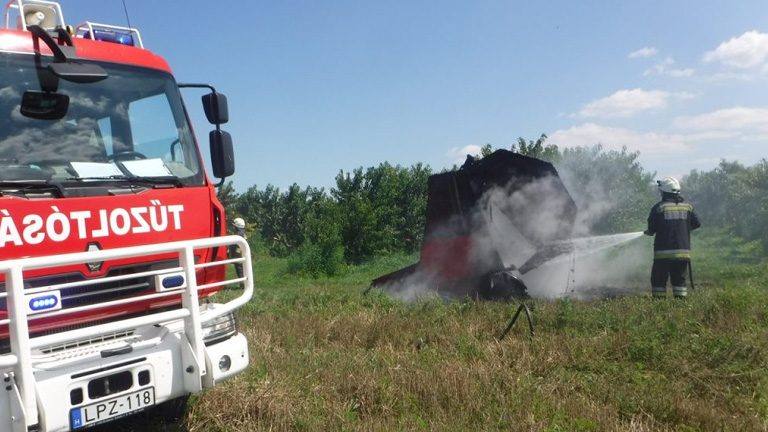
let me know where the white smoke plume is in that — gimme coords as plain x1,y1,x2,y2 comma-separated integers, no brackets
378,156,652,302
478,173,650,299
518,232,648,299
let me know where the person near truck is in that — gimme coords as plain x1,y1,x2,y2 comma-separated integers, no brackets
230,217,247,278
644,177,701,299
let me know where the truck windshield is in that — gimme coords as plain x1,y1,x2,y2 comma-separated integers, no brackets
0,52,204,188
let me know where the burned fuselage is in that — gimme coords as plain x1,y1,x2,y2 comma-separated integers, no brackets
371,150,577,301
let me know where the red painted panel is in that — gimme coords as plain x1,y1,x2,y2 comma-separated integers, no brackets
420,236,474,280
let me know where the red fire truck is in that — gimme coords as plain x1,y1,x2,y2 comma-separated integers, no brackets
0,1,253,430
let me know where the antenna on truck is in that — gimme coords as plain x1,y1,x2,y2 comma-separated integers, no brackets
121,0,133,32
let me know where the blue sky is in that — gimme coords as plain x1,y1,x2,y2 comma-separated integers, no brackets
63,1,768,192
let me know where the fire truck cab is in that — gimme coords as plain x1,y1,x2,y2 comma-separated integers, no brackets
0,1,253,430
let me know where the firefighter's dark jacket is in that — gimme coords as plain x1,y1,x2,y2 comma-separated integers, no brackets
646,193,701,260
228,227,246,257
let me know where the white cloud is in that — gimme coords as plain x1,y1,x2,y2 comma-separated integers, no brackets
549,123,688,155
628,47,658,59
643,57,694,77
576,88,682,119
665,68,695,77
741,133,768,142
702,31,768,68
704,71,755,82
684,130,741,142
674,107,768,132
446,144,482,165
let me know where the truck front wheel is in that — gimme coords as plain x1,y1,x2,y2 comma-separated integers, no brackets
150,394,190,425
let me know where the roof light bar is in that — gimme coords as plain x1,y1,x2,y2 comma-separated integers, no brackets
74,21,143,48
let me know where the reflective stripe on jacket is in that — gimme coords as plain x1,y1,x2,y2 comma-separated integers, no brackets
646,197,701,260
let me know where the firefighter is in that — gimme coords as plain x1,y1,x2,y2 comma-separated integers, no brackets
230,217,247,278
644,177,701,299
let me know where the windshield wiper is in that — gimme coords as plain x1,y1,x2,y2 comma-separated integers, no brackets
67,175,182,188
67,175,127,181
124,176,183,188
0,180,66,198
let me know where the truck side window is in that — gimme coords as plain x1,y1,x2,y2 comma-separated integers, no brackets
128,93,180,162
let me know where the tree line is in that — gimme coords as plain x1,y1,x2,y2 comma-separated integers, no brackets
218,134,768,276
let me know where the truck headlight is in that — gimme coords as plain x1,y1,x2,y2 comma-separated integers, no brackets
218,355,232,372
202,311,237,345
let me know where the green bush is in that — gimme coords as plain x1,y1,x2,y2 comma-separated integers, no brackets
286,240,345,277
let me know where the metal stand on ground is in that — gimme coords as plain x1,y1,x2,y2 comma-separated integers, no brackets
498,303,535,340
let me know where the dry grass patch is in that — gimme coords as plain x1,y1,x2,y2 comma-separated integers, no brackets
180,284,768,431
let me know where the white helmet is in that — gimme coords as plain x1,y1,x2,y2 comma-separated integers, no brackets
657,177,681,194
232,217,245,229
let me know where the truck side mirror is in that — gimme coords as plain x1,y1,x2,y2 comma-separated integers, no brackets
49,62,108,84
202,92,229,125
210,130,235,179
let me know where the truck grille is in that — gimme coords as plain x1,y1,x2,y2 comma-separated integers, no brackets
39,329,136,355
0,259,179,310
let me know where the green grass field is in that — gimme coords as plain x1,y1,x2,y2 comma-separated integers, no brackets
150,229,768,431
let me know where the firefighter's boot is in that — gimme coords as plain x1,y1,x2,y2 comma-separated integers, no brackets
652,287,667,299
673,286,687,299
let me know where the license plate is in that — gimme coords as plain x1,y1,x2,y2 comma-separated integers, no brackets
70,387,155,429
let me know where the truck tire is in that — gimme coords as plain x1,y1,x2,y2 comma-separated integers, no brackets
151,394,190,425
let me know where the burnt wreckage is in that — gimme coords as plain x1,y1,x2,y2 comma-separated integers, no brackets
371,149,577,301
